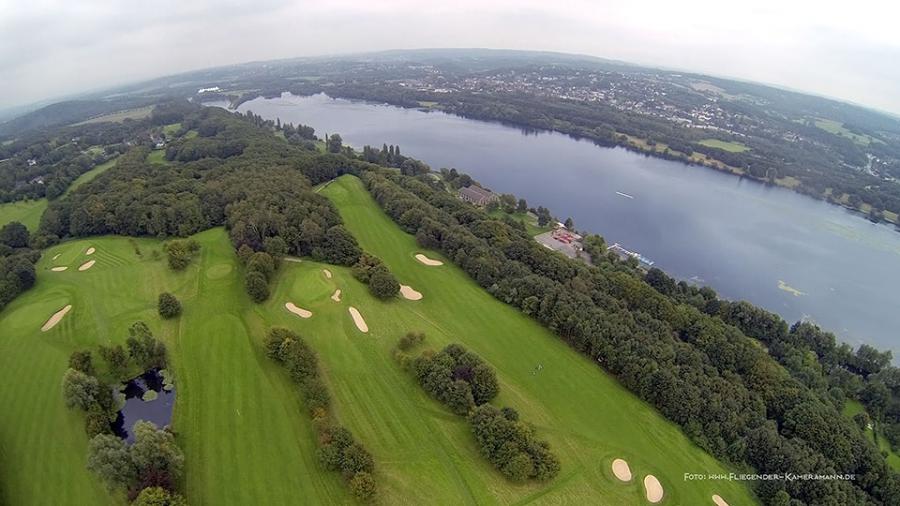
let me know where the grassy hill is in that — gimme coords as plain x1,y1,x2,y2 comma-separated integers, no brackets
0,174,757,505
0,199,47,231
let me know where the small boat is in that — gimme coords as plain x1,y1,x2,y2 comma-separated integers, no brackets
615,191,634,199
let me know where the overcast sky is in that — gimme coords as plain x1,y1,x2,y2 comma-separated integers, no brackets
1,0,898,114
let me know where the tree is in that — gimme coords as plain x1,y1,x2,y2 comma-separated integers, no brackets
126,322,168,369
132,487,188,506
62,368,100,410
131,421,185,484
499,194,517,213
536,206,552,227
0,222,29,248
369,268,399,298
98,344,129,378
157,292,182,319
87,434,136,490
340,443,374,479
327,133,343,153
349,472,377,503
315,226,361,265
563,217,574,230
516,198,528,213
245,271,269,303
69,350,95,375
470,363,499,405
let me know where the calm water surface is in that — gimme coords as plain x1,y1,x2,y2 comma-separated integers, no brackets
215,93,900,356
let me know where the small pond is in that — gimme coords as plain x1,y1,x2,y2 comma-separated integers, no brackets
111,368,176,443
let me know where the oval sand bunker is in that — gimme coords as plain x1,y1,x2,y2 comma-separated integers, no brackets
643,475,664,503
284,302,312,318
85,247,96,255
331,289,342,302
348,307,368,333
399,285,423,300
611,458,632,481
78,260,96,271
41,305,72,332
322,269,332,279
415,253,443,266
712,495,730,506
51,266,68,272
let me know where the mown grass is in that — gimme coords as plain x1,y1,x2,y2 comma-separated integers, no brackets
0,199,47,231
486,209,551,237
75,106,154,126
814,118,878,146
698,138,750,153
65,157,119,196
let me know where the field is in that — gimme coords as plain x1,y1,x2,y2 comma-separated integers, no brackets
698,139,750,153
65,157,119,196
74,106,154,126
0,198,48,231
0,174,757,505
814,118,878,146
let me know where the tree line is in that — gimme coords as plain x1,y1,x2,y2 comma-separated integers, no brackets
362,168,899,505
264,327,378,503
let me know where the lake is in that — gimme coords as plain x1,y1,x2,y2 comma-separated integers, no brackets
212,92,900,357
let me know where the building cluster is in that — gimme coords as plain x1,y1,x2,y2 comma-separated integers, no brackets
458,185,499,206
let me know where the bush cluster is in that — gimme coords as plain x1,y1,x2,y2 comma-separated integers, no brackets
264,327,377,503
412,344,499,415
469,405,560,482
157,292,182,319
352,253,399,299
162,239,199,271
241,251,275,303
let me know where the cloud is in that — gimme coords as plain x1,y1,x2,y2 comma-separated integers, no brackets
0,0,898,114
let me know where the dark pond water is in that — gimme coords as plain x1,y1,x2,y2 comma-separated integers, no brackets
112,368,175,443
209,93,900,358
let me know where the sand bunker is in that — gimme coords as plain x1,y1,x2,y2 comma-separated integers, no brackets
85,247,96,255
399,284,423,301
78,260,96,271
284,302,312,319
712,495,730,506
52,254,61,260
611,459,632,482
331,289,342,302
323,269,332,279
415,253,443,266
51,266,68,272
41,305,72,332
643,475,664,503
348,307,368,333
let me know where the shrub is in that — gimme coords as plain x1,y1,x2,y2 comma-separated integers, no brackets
397,331,425,351
158,292,182,319
349,471,377,503
369,268,399,298
162,239,200,271
132,487,188,506
351,253,385,284
69,349,95,375
468,405,559,482
245,271,269,302
87,434,136,490
62,368,100,410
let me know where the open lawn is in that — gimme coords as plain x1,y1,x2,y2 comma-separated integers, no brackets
814,118,878,146
0,199,48,231
486,209,551,237
146,150,169,165
698,139,750,153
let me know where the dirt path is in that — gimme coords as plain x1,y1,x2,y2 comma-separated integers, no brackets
348,307,368,332
399,285,423,300
41,305,72,332
414,253,443,266
284,302,312,318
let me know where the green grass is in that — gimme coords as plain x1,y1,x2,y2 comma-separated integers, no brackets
486,209,552,237
842,400,900,471
0,199,48,231
65,157,119,196
0,175,757,505
698,139,750,153
813,118,877,146
146,151,169,165
75,106,154,126
162,123,182,137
